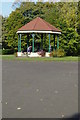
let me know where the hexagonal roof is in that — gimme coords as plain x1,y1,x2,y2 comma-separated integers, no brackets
17,17,61,33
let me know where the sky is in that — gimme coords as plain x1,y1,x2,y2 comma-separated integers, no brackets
1,2,14,17
0,0,60,17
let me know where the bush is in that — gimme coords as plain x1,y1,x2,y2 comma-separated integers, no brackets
0,49,2,55
50,50,57,57
14,48,18,53
56,49,65,57
50,49,65,57
14,52,17,57
41,50,46,57
38,50,46,57
2,49,14,55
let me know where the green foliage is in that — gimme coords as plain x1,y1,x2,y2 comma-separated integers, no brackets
14,52,17,57
50,50,57,57
56,49,65,57
59,27,79,56
50,49,65,57
2,2,80,56
2,49,14,55
77,1,80,35
0,49,2,55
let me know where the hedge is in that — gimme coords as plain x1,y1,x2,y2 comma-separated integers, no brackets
2,49,14,55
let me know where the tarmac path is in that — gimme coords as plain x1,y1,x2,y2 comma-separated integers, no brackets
2,61,78,118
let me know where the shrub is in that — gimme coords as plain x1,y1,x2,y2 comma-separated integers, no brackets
50,49,65,57
14,48,18,53
2,49,14,55
0,49,2,55
41,50,46,57
14,52,17,57
38,49,46,57
50,50,57,57
56,49,65,57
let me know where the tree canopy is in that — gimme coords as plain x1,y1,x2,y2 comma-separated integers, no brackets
2,2,80,56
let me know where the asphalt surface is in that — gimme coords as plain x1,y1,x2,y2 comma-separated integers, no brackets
2,61,78,118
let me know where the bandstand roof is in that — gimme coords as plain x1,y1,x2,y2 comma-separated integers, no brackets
17,17,61,34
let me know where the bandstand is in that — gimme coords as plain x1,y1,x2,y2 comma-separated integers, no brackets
17,17,61,57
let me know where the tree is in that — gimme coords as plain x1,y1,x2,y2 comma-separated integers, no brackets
2,2,79,55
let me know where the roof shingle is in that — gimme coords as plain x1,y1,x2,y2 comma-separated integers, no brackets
18,17,61,32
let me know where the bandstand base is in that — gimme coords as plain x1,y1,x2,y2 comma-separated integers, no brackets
17,52,50,57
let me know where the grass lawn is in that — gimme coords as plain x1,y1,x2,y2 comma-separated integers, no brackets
1,55,79,61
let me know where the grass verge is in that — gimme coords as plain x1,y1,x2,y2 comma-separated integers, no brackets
1,55,79,61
